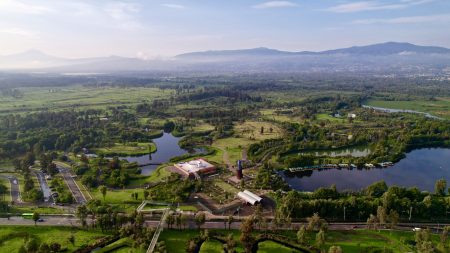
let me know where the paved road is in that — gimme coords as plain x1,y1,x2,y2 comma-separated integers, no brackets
0,216,81,226
34,171,52,202
0,175,20,203
56,163,86,204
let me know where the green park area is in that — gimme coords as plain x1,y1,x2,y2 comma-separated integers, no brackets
0,226,110,252
93,142,157,156
366,98,450,119
159,229,441,253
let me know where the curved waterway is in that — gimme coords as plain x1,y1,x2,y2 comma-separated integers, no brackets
362,105,443,120
280,148,450,192
120,132,189,175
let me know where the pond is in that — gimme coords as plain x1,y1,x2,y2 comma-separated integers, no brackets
279,148,450,192
300,146,371,157
120,132,189,175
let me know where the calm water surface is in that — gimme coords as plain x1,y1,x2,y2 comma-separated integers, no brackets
280,148,450,192
120,132,189,175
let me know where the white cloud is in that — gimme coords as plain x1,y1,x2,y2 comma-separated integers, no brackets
253,1,298,9
161,3,185,9
104,2,143,31
0,28,37,37
352,14,450,24
0,0,52,15
326,0,434,13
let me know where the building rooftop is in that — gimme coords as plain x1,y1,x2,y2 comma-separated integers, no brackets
175,158,215,174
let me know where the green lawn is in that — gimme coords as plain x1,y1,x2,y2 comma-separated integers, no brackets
0,177,12,202
0,86,173,115
258,241,301,253
159,229,440,253
366,98,450,119
91,188,143,204
199,240,224,253
93,142,157,156
0,226,110,252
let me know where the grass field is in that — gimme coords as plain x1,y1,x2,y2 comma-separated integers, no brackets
93,142,157,156
159,229,440,253
258,240,301,253
0,226,109,252
0,86,173,115
366,98,450,119
0,177,11,202
199,240,224,253
91,187,143,204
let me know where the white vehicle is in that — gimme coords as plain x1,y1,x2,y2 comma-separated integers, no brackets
12,180,18,185
413,227,421,232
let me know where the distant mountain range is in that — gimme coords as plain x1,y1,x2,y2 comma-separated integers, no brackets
176,42,450,58
1,42,449,74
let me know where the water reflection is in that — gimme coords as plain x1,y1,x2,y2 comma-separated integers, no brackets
280,148,450,192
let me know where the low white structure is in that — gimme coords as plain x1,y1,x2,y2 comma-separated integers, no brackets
174,158,216,177
237,190,262,205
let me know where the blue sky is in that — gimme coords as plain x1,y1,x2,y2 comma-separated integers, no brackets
0,0,449,58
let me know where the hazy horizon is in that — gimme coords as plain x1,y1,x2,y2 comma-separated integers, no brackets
1,0,450,59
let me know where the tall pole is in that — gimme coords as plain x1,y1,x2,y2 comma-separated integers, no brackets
409,206,413,221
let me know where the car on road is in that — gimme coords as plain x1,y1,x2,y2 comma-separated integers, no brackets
37,218,44,222
12,180,17,185
413,227,422,231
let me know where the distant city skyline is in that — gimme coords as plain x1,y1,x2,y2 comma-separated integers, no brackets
0,0,449,58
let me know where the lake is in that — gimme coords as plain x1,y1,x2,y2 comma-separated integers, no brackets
120,132,189,175
280,148,450,192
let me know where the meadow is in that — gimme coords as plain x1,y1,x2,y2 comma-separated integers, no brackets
366,98,450,119
0,226,110,252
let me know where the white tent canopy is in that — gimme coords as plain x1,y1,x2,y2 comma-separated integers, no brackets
237,190,262,205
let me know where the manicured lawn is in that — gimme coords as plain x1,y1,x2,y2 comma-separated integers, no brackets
159,229,440,253
93,142,157,156
199,240,224,253
258,241,301,253
178,205,198,212
10,206,68,215
91,188,143,204
128,166,172,188
0,226,110,252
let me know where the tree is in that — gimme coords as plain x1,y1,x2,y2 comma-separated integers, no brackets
32,212,40,225
376,206,387,228
144,190,149,200
180,214,188,230
240,216,254,253
260,126,264,134
297,225,306,244
366,214,378,230
435,178,447,196
99,185,107,201
195,212,206,230
76,205,88,227
166,214,175,229
328,246,343,253
307,213,327,231
226,234,236,253
387,209,399,229
316,229,326,249
227,215,234,230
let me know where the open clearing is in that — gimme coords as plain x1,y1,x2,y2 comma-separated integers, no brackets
366,98,450,119
0,86,172,115
0,226,109,252
93,142,157,156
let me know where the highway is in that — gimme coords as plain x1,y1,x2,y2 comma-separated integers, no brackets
0,175,21,203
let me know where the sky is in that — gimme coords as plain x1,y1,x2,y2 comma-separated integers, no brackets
0,0,449,58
